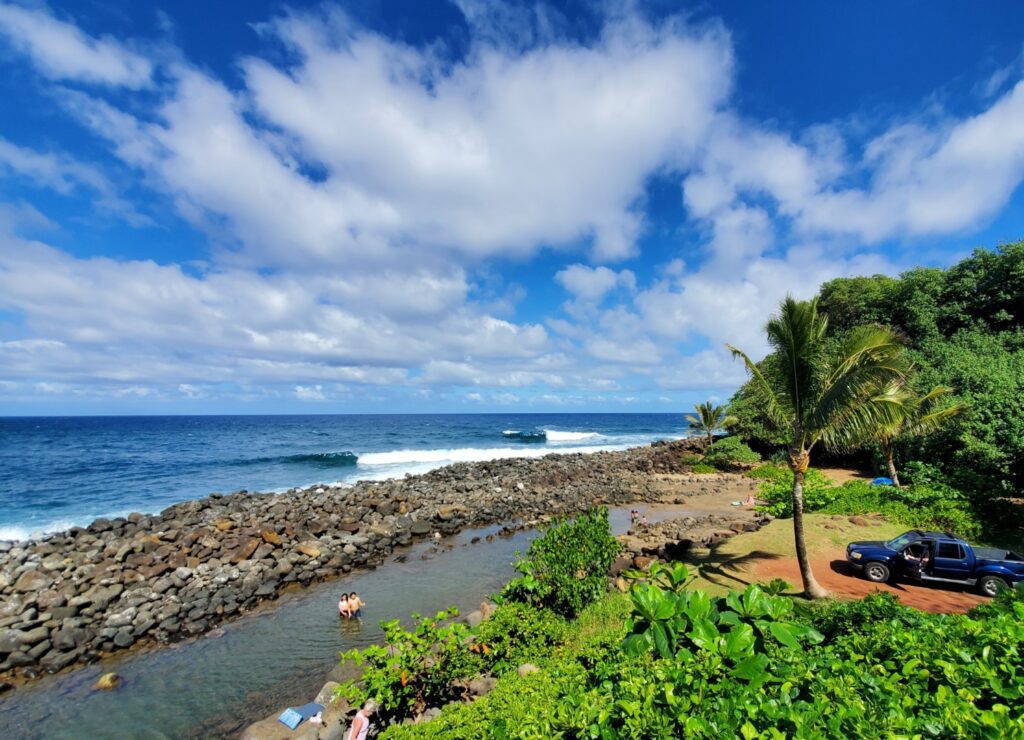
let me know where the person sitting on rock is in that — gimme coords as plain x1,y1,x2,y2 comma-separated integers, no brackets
338,593,351,619
743,492,756,507
347,592,364,619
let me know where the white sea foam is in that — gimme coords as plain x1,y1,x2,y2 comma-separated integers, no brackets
543,430,602,442
0,519,78,542
358,443,621,467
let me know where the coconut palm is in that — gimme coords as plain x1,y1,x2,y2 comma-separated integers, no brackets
686,401,735,450
876,384,964,487
728,297,908,599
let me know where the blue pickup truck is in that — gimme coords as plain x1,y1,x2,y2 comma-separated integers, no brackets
846,530,1024,596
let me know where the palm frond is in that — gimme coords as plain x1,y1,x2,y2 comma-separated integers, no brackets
726,343,788,432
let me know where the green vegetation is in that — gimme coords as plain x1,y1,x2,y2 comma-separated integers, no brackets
703,436,760,470
690,462,718,474
873,383,963,487
335,607,479,719
750,463,982,539
685,401,736,449
379,564,1024,738
471,602,567,676
734,243,1024,501
728,297,908,598
502,508,620,618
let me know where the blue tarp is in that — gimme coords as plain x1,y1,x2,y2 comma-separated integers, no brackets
870,477,894,486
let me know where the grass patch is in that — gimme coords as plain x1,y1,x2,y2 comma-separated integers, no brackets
678,513,903,595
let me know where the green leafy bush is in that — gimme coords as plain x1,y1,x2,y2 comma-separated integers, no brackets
702,436,761,470
690,462,717,474
752,464,983,538
680,453,703,465
802,592,925,640
335,608,479,720
754,465,835,517
470,602,567,675
388,583,1024,739
502,508,620,618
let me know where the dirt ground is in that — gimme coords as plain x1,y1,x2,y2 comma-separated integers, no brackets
755,553,988,614
815,466,875,485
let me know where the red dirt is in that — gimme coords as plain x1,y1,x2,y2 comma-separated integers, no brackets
755,550,988,614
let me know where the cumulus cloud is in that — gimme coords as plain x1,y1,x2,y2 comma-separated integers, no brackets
0,3,152,87
555,264,636,303
59,7,732,267
2,3,1023,408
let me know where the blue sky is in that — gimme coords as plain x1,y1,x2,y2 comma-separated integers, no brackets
1,0,1023,415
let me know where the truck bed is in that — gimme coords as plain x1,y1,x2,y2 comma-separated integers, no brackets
974,547,1024,563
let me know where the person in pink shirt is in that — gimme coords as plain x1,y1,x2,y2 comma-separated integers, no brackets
346,700,378,740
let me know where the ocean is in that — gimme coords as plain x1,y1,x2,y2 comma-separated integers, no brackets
0,413,685,540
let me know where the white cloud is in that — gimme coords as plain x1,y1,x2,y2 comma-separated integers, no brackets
0,4,152,87
61,8,732,267
294,384,325,401
555,264,635,303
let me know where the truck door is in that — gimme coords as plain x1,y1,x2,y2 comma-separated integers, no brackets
932,541,971,580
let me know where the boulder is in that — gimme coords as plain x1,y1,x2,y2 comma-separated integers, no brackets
409,521,432,536
467,675,497,696
228,538,260,563
260,529,282,547
296,542,322,559
14,570,52,593
93,672,121,690
314,680,340,705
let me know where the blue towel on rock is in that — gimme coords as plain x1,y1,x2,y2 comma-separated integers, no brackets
278,708,303,730
278,702,324,730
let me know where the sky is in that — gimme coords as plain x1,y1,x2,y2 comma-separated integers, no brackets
1,1,1023,415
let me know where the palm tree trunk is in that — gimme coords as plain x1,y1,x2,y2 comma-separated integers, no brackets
790,452,829,599
884,445,901,488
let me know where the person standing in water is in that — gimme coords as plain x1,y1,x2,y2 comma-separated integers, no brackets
347,592,364,618
346,700,378,740
338,592,350,619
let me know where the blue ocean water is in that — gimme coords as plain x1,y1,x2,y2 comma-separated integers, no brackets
0,413,684,540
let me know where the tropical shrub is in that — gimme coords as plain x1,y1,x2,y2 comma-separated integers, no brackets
502,508,619,617
751,464,983,538
702,436,760,470
335,608,479,719
621,565,822,663
470,602,567,675
387,584,1024,739
690,462,717,474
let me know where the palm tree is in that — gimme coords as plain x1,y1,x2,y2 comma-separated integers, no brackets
686,401,735,450
728,297,907,599
876,384,964,487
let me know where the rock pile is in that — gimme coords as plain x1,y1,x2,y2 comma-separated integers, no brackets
0,439,704,684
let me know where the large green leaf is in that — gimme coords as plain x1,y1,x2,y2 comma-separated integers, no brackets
722,623,756,660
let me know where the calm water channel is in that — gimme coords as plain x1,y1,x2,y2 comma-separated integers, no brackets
0,510,635,739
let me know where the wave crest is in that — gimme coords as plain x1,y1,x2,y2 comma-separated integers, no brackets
543,430,602,442
501,430,548,442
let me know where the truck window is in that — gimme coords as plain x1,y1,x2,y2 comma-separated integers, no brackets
937,542,965,559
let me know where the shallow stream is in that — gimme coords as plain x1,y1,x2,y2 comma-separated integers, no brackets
0,510,639,739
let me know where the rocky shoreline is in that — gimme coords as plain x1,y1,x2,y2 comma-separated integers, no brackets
0,439,707,686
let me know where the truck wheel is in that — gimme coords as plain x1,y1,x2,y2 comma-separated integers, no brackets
864,562,890,583
978,575,1008,597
